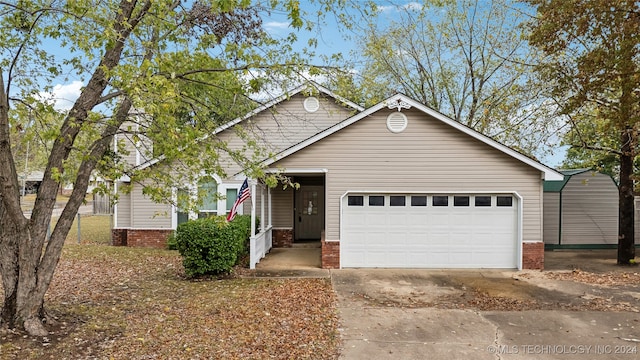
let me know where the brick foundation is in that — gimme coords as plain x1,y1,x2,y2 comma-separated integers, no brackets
273,228,293,247
321,231,340,269
111,228,173,249
522,242,544,270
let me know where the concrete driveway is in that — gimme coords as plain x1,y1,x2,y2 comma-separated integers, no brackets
332,265,640,359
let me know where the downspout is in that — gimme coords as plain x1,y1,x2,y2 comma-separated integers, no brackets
249,179,257,269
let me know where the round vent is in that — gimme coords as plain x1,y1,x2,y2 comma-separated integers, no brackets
303,96,320,113
386,112,408,133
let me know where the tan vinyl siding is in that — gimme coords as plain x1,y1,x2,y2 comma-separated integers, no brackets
271,186,294,228
543,192,560,244
115,182,131,228
121,93,355,230
272,108,544,242
242,198,251,216
117,120,154,167
560,172,618,245
115,131,138,166
130,183,172,228
248,184,292,227
251,184,264,224
218,93,355,176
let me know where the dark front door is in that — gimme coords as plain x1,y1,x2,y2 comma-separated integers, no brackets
294,184,324,240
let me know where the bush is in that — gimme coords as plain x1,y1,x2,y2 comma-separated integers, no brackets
166,231,177,250
174,215,253,277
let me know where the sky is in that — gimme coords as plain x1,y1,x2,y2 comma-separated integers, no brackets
38,0,566,167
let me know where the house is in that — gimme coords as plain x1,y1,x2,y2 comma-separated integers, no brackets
112,84,563,270
543,169,618,249
18,170,44,195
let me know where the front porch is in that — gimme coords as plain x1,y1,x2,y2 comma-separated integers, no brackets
248,174,337,269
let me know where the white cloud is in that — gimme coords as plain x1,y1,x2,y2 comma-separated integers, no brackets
264,21,290,32
378,2,423,13
377,5,396,13
37,80,83,111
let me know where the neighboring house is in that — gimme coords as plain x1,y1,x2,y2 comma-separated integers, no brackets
543,169,618,249
112,83,564,270
18,170,44,195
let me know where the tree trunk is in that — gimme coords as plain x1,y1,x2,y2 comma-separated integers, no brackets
618,128,636,265
0,202,20,328
0,0,146,336
0,218,49,335
617,21,637,266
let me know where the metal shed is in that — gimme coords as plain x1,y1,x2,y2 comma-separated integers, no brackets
543,169,618,249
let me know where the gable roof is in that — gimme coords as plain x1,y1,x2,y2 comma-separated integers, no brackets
135,82,364,171
206,81,365,136
260,93,564,181
543,168,616,192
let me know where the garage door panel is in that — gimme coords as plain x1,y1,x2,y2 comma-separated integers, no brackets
429,213,451,224
405,233,428,245
342,193,518,268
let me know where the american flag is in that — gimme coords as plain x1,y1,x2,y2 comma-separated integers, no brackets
226,178,250,222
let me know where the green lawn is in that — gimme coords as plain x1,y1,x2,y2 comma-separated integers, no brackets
63,214,112,245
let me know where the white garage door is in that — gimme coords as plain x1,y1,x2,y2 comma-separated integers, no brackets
341,193,518,268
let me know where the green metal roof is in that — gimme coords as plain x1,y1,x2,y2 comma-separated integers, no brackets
543,168,592,192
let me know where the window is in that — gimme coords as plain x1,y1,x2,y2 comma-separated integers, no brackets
226,188,238,214
454,196,469,206
411,196,427,206
198,176,217,218
369,195,385,206
390,196,406,206
475,196,491,207
348,195,364,206
433,196,448,206
497,196,513,207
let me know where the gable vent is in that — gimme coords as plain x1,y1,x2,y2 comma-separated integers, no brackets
386,112,408,133
304,96,320,113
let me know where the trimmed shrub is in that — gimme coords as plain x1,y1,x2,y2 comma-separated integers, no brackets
174,215,253,277
166,231,177,250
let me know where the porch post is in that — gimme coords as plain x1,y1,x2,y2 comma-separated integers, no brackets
268,186,272,227
250,179,257,237
260,184,265,233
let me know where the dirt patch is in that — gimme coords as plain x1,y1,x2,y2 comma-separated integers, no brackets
544,249,639,273
543,269,640,286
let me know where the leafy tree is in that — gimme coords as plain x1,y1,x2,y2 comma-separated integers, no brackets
349,0,558,157
560,108,621,178
525,0,640,264
0,0,345,336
